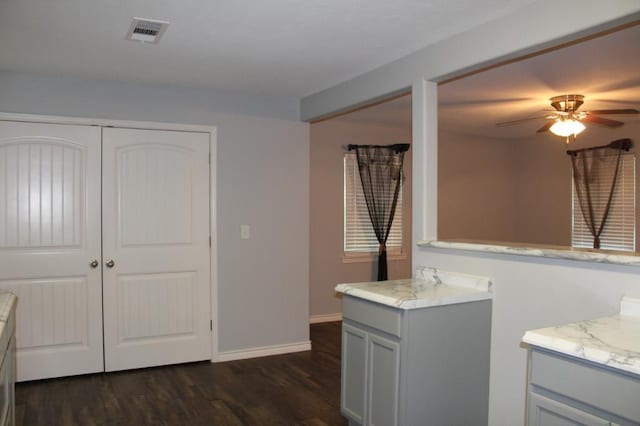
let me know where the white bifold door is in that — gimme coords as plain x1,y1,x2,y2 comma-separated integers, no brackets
0,121,211,381
101,128,211,372
0,121,103,381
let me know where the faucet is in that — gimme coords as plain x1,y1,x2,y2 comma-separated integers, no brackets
433,274,443,286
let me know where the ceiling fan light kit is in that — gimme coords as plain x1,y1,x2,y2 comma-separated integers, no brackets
547,95,587,143
496,94,639,144
549,118,585,138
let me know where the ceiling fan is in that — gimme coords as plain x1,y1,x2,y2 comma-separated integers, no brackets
497,94,639,143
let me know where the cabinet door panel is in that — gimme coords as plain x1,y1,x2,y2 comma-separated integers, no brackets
342,323,367,424
528,393,611,426
531,349,640,421
368,333,399,426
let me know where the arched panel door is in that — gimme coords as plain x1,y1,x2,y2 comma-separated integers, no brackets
0,121,103,381
101,127,211,371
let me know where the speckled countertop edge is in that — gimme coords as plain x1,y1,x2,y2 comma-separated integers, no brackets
0,293,17,344
523,296,640,376
336,267,492,310
418,240,640,267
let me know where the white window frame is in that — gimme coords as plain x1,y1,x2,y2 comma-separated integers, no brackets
343,152,404,263
571,152,636,252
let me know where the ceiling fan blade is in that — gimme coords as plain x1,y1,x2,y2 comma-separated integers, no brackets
536,120,555,133
587,109,639,115
496,116,549,127
582,115,624,127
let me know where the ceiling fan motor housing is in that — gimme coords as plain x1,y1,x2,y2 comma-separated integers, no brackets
550,94,584,112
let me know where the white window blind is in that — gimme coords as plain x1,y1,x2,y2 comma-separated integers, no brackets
572,153,636,251
344,152,403,254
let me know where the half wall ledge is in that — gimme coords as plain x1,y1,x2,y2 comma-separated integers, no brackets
417,240,640,267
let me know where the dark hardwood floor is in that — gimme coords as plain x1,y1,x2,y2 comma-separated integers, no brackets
16,322,347,426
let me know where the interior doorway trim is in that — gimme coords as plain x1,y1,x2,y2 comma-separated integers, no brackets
0,111,220,363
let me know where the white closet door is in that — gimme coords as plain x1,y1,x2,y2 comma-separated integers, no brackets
102,128,211,371
0,121,103,381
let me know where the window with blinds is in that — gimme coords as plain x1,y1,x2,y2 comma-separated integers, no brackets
572,153,636,251
344,152,403,256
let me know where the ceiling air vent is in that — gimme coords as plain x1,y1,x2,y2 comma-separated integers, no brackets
126,18,169,44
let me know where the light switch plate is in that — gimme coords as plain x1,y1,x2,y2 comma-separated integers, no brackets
241,225,250,239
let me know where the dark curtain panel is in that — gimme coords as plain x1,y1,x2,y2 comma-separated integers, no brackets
349,143,410,281
568,138,632,249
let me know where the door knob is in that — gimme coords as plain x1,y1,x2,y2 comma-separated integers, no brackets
90,260,99,268
106,260,115,268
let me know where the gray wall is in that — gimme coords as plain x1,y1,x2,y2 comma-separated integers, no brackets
309,117,412,318
514,123,640,247
416,249,640,426
0,71,309,353
512,133,572,246
301,1,640,425
439,122,640,248
0,71,300,121
438,131,516,242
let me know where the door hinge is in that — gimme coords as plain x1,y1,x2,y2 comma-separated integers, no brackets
208,153,211,164
209,236,211,247
210,320,213,331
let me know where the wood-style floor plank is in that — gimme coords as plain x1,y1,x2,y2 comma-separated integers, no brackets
16,322,347,426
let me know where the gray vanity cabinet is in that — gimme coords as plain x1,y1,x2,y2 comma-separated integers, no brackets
526,348,640,426
342,322,400,426
341,294,492,426
0,297,15,426
342,323,367,424
528,393,611,426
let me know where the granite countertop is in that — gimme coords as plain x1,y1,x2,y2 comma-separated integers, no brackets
522,296,640,376
0,293,17,340
335,266,492,310
0,293,16,321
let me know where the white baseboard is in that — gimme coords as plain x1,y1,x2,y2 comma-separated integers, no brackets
309,313,342,324
215,340,311,362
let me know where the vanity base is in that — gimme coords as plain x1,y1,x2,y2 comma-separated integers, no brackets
526,347,640,425
341,295,492,426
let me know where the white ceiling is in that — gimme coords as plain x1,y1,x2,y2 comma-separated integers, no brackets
439,23,640,139
335,23,640,139
0,0,538,97
331,93,413,128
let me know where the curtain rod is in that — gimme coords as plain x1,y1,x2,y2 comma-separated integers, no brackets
566,138,633,156
346,143,410,153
